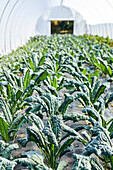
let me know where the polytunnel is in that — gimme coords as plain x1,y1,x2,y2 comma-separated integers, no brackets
0,0,113,54
0,1,113,170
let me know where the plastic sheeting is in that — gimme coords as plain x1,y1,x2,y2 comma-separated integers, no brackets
36,6,88,36
0,0,57,54
88,23,113,39
0,0,113,54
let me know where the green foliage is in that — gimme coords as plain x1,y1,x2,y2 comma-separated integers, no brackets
18,113,85,169
0,34,113,169
0,98,12,124
72,154,104,170
63,105,113,169
0,140,18,169
16,151,52,170
0,68,48,116
0,98,25,142
63,111,89,123
0,116,9,142
82,122,113,169
24,87,63,117
0,157,16,170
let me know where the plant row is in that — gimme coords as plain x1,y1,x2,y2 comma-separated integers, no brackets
0,34,113,169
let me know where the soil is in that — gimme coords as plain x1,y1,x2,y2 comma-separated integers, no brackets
12,83,86,170
13,99,85,170
14,84,113,170
1,82,113,170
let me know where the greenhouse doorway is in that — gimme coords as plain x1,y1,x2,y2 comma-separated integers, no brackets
51,20,74,34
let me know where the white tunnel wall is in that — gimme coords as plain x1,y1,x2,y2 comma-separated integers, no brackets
88,23,113,39
1,0,113,55
35,6,88,36
0,0,59,54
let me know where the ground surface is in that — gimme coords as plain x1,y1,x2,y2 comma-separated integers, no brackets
14,100,85,170
13,83,113,170
0,80,112,169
